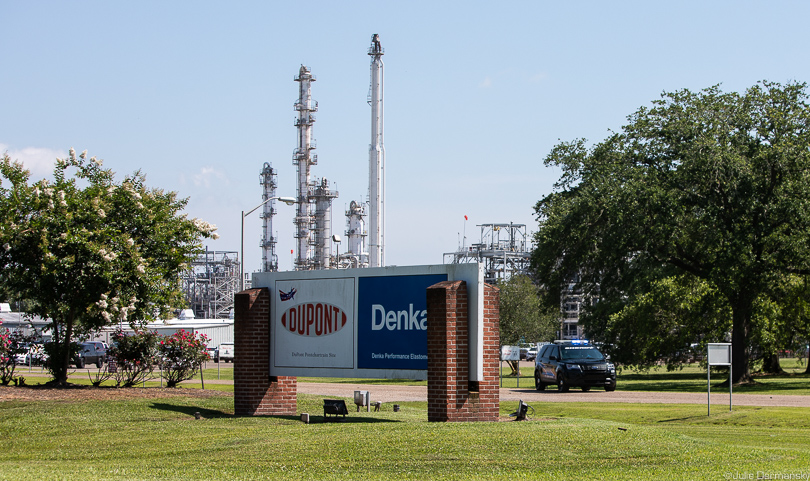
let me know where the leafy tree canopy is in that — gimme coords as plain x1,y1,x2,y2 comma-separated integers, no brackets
497,274,558,347
531,81,810,383
0,149,218,384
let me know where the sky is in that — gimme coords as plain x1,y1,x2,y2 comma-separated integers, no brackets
3,1,810,273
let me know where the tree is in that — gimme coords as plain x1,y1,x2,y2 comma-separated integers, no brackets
497,274,558,374
532,81,810,383
0,149,218,385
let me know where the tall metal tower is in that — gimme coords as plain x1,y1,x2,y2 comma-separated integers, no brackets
368,34,385,267
260,162,280,272
293,65,318,270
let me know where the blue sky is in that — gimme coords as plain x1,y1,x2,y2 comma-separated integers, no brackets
3,1,810,272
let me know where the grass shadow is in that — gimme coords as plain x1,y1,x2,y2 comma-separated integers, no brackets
150,402,234,419
148,402,402,424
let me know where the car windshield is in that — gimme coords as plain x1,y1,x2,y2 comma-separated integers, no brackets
560,346,604,361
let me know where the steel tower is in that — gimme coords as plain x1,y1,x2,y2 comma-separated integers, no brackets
260,162,279,272
293,65,318,270
367,34,385,267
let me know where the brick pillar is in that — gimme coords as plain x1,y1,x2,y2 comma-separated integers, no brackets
478,282,500,420
233,287,297,416
427,280,499,422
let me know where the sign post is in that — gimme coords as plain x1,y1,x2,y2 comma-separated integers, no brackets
707,343,732,416
501,345,521,388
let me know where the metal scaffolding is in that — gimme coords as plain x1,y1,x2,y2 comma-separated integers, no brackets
180,249,240,319
443,222,532,284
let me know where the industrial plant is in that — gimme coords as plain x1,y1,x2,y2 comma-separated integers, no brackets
181,34,535,320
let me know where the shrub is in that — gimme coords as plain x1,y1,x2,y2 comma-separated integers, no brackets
108,329,160,387
159,330,210,388
0,326,37,385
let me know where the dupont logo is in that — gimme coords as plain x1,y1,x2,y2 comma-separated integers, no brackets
281,303,347,337
279,288,297,301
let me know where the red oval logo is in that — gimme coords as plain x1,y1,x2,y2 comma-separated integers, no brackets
280,303,347,337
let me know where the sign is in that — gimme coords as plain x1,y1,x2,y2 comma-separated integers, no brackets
708,343,731,365
706,342,732,416
501,345,521,361
273,278,355,368
254,263,485,380
357,274,447,370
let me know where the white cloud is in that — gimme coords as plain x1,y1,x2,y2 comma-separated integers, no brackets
529,72,549,83
479,76,493,88
0,143,66,178
192,166,231,189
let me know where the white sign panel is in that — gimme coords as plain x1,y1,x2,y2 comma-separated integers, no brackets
707,343,731,366
273,278,355,368
501,345,521,361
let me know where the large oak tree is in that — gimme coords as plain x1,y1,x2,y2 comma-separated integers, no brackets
531,82,810,383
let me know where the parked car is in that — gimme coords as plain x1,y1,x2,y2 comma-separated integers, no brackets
534,340,616,392
207,346,219,363
525,347,539,362
74,341,107,369
14,343,46,365
218,342,234,363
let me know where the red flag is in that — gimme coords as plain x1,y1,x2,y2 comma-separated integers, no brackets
464,215,468,221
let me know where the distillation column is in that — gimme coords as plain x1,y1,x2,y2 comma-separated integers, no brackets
312,177,338,269
293,65,318,270
260,162,279,272
345,200,368,268
368,34,385,268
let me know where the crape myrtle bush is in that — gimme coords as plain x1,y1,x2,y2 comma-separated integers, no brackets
0,150,219,386
0,322,36,385
109,328,161,387
108,328,209,388
159,329,210,388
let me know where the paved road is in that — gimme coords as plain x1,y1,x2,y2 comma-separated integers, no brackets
297,382,810,407
16,365,809,407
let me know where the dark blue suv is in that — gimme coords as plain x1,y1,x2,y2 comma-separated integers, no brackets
534,341,616,392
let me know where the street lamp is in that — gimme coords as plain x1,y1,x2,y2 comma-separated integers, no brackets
241,196,296,291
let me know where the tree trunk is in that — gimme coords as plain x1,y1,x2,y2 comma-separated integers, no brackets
56,316,74,386
508,360,519,376
761,352,783,374
805,348,810,375
730,298,753,384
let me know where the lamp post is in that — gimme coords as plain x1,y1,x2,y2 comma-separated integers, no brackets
241,196,296,291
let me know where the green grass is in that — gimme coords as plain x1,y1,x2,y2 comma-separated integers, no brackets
3,359,810,480
1,389,809,480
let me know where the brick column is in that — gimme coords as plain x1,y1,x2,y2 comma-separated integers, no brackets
426,281,499,422
233,287,297,416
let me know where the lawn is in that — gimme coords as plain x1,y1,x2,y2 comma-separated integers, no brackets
1,382,810,480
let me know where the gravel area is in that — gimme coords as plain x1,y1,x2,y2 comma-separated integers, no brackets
297,382,810,407
2,373,807,408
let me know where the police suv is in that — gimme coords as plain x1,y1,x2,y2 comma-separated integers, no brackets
534,340,616,392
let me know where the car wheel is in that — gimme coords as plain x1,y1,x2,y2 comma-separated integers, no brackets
582,387,591,392
534,373,546,391
97,360,104,369
76,358,85,369
557,377,569,393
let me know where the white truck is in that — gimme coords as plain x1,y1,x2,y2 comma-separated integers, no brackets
218,342,234,363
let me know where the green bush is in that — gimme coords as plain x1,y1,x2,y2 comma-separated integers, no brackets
108,328,160,387
158,329,209,388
